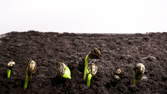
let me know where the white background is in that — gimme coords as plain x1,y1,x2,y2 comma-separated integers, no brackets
0,0,167,34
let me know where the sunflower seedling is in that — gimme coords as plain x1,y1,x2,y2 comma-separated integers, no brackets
55,62,71,79
24,60,37,89
7,60,15,79
83,48,101,81
132,63,146,86
86,63,98,87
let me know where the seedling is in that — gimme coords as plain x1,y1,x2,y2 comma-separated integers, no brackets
24,60,37,89
55,62,71,79
86,63,98,87
114,68,123,80
132,63,145,86
7,60,15,79
83,48,101,80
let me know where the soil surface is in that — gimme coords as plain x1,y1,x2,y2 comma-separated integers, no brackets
0,31,167,94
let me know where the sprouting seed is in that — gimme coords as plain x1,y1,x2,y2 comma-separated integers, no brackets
135,63,145,74
114,68,123,80
27,60,37,74
7,60,15,79
88,63,98,76
89,48,102,59
86,63,98,87
7,61,15,68
83,48,101,81
24,60,37,89
55,62,71,79
115,68,122,75
132,63,146,86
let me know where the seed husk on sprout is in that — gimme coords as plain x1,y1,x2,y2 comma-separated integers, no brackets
24,60,37,89
115,68,122,75
55,62,71,79
7,61,15,68
135,63,145,74
89,48,102,59
114,68,123,80
7,60,15,79
86,63,98,87
114,75,121,80
83,48,101,81
88,63,98,76
132,63,146,86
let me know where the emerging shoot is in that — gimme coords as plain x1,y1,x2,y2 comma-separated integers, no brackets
114,68,123,80
86,63,98,87
83,48,101,80
7,60,15,79
24,60,37,89
55,62,71,79
132,63,145,86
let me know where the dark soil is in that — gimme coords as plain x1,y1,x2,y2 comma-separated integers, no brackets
0,31,167,94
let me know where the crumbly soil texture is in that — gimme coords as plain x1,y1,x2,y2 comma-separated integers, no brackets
0,31,167,94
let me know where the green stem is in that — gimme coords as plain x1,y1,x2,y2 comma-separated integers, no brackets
83,55,89,80
7,69,11,79
87,73,92,87
24,73,29,89
132,73,143,86
132,79,136,86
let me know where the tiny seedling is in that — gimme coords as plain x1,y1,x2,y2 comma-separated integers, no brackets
55,62,71,79
132,63,145,86
83,48,101,80
114,68,123,80
86,63,98,87
7,60,15,79
24,60,37,89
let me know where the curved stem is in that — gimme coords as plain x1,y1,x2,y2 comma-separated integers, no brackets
24,73,29,89
7,69,11,79
87,73,92,87
83,54,89,80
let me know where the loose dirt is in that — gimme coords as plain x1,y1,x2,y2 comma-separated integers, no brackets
0,31,167,94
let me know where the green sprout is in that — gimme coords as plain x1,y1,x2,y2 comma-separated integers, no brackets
86,63,98,87
55,62,71,79
87,73,92,87
24,60,37,89
7,61,15,79
83,48,101,81
132,63,145,86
